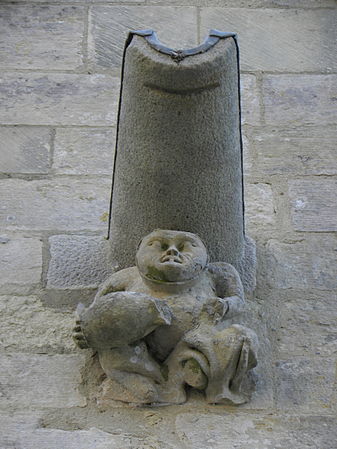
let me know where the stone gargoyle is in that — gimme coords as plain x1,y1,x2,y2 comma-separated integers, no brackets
73,229,258,405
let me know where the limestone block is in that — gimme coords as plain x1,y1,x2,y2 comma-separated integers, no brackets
88,6,198,68
265,237,337,290
0,126,51,174
289,179,337,231
0,178,110,231
274,357,336,413
263,75,337,126
175,413,337,449
42,288,97,310
0,413,42,449
201,8,337,72
247,126,337,176
274,291,337,358
0,296,76,353
245,183,275,233
0,5,85,70
53,128,114,175
0,237,42,294
148,0,336,6
241,75,261,125
47,235,111,289
0,354,86,409
2,427,173,449
0,73,118,126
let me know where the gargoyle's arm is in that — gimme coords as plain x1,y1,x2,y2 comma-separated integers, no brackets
93,267,138,304
208,262,245,318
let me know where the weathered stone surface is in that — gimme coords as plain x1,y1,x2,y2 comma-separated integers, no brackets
42,288,97,310
0,237,42,294
110,36,249,272
289,179,337,231
0,126,51,174
0,296,76,353
275,357,336,413
0,178,110,231
53,128,114,175
175,413,337,449
0,413,42,449
245,183,275,232
88,6,198,69
265,237,337,290
241,75,260,125
0,73,118,126
47,235,111,289
247,126,337,175
201,8,337,72
76,230,258,405
263,75,337,126
9,0,336,5
274,291,337,358
0,353,86,409
148,0,336,6
0,5,85,70
1,427,174,449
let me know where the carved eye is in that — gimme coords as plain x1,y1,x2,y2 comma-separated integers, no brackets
147,242,153,246
161,243,169,251
178,243,184,251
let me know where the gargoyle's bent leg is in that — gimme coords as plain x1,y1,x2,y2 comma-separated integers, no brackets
182,324,258,405
97,342,163,404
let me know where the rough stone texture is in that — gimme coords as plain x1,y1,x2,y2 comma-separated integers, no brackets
7,0,337,5
241,75,261,125
88,6,198,69
110,36,247,273
265,236,337,290
47,235,111,289
0,73,118,126
53,127,114,175
274,357,336,413
245,183,276,232
0,236,42,294
200,8,337,72
0,426,175,449
148,0,337,6
0,296,76,353
289,179,337,231
273,291,337,358
0,5,85,70
0,353,86,409
0,126,51,174
0,178,110,231
175,413,337,449
263,75,337,126
246,126,337,176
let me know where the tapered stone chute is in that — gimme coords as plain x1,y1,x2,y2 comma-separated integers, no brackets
108,29,255,291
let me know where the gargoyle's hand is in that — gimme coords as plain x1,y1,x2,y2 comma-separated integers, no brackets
202,297,229,323
72,318,89,349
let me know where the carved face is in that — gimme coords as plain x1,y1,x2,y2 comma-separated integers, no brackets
136,230,208,284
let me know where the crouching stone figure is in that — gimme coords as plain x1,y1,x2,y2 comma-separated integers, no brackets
73,229,258,405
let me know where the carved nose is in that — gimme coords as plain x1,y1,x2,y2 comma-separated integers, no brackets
166,246,179,256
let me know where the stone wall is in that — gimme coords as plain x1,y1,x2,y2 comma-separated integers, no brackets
0,1,336,448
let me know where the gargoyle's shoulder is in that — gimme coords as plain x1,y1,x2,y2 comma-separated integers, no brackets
207,261,239,277
106,266,139,283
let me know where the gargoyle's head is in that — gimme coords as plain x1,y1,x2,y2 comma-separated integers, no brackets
136,229,208,285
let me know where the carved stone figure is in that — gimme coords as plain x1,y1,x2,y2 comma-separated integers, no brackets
73,229,258,405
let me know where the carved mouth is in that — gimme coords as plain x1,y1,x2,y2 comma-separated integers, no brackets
160,256,183,264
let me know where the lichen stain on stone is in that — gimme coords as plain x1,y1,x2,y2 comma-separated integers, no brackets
100,212,109,222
